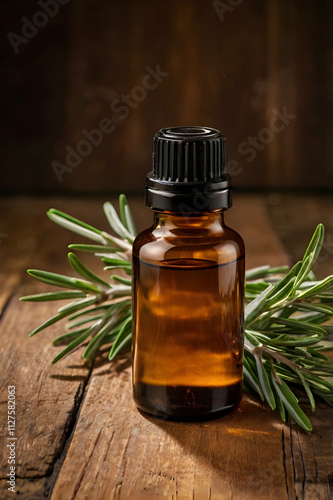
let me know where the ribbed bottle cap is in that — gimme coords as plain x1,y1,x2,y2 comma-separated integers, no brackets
145,126,232,212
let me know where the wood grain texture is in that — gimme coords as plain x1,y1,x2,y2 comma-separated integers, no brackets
283,398,333,499
0,195,332,499
50,354,291,500
1,1,332,193
51,355,333,500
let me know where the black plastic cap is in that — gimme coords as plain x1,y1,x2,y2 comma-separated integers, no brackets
145,126,232,212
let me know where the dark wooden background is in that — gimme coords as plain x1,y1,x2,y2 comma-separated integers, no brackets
1,0,332,194
1,3,333,496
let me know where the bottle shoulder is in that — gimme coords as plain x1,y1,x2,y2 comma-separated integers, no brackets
133,224,245,265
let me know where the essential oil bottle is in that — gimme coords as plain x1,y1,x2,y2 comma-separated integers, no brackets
132,126,245,420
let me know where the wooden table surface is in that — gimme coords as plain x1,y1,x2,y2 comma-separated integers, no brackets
0,193,332,500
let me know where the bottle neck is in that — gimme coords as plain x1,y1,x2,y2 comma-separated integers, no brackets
153,210,225,231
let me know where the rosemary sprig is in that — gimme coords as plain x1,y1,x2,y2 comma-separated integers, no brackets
20,196,333,431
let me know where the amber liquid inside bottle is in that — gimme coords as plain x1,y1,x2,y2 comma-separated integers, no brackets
132,211,245,420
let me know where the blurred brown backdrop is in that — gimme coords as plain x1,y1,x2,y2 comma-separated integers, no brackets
1,0,332,194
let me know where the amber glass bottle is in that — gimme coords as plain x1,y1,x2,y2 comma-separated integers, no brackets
132,127,245,420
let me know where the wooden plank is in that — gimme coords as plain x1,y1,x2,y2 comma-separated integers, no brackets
283,398,333,499
0,197,102,498
0,195,143,499
0,292,92,499
0,197,44,313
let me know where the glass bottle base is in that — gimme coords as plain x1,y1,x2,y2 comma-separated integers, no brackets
133,381,242,421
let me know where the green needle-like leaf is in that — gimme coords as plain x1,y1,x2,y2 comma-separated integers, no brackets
296,276,333,299
82,317,117,359
267,261,302,295
111,275,132,286
83,307,131,359
103,257,132,274
254,352,276,410
269,333,324,347
20,291,86,302
27,269,102,294
119,194,137,236
269,317,327,336
275,390,286,422
67,301,130,322
28,297,96,337
266,279,296,308
58,296,97,313
243,357,264,399
109,317,132,360
271,370,312,431
245,285,273,326
245,265,289,280
296,369,316,412
302,223,325,268
68,252,110,289
28,310,73,337
51,329,92,364
68,244,118,253
67,314,104,329
47,209,107,244
296,302,333,316
52,329,88,346
103,201,135,243
100,231,132,251
102,257,132,266
293,253,315,289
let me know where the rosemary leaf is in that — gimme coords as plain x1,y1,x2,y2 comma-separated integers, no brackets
245,265,289,280
271,370,312,431
295,369,316,412
68,244,118,253
109,317,132,360
27,269,102,294
245,285,273,326
111,275,132,286
68,252,110,289
20,291,86,302
52,328,89,346
253,352,276,410
103,201,135,243
302,223,324,266
119,194,137,236
47,209,107,244
296,276,333,299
